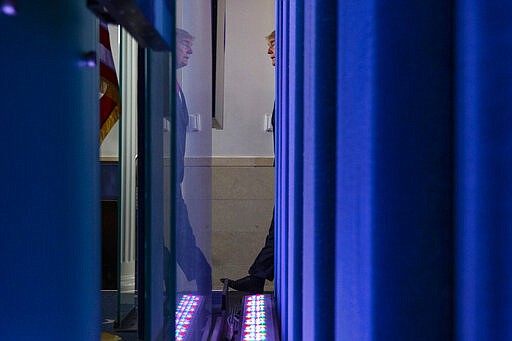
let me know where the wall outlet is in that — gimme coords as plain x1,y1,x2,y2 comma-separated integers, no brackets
188,113,200,132
264,113,273,132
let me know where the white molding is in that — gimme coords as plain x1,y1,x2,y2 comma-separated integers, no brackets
183,156,274,167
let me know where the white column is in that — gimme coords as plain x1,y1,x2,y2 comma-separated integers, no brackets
119,28,138,293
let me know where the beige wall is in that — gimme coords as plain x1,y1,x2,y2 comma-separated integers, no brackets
213,0,276,157
211,158,275,291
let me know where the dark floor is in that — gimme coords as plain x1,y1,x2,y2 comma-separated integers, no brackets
101,291,139,341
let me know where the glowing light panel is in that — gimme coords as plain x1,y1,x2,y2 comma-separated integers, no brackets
242,295,268,341
175,294,201,341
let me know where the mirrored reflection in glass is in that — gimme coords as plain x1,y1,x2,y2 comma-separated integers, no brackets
168,2,214,338
174,26,212,296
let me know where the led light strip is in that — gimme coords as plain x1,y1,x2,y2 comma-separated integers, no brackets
242,295,268,341
175,294,201,341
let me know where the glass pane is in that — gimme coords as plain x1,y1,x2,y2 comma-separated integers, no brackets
174,0,213,330
144,3,214,337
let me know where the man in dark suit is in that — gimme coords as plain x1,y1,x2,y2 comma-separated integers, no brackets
222,30,276,294
173,28,212,294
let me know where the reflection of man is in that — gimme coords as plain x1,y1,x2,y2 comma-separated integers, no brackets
222,31,276,294
174,28,212,294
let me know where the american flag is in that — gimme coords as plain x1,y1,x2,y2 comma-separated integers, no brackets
99,22,120,144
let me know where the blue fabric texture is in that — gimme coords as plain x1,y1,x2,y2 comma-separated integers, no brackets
277,0,512,339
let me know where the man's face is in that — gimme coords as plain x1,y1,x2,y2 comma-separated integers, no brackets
267,38,276,67
177,38,193,69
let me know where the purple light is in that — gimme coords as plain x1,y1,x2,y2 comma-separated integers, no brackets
1,3,16,16
78,52,97,68
242,295,268,341
175,295,202,341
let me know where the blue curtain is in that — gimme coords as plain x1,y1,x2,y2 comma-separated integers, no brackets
276,1,305,341
456,1,512,340
276,0,512,339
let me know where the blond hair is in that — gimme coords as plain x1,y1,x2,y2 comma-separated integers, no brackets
266,30,275,41
177,28,194,41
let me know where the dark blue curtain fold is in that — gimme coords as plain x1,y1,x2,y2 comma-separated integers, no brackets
372,2,456,340
456,1,512,340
